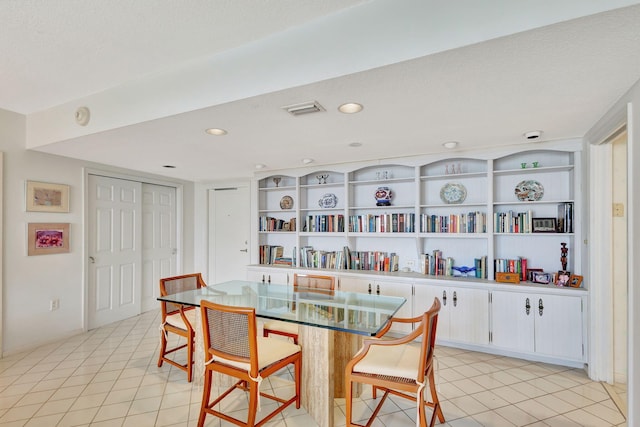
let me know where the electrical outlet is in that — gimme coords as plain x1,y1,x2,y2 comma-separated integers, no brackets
50,299,60,311
406,259,415,267
613,203,624,217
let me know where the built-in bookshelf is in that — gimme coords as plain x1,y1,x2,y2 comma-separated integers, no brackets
254,145,582,286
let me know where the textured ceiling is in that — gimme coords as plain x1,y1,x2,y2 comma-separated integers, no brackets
3,1,640,182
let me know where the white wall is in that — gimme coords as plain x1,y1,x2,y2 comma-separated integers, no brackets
0,108,196,355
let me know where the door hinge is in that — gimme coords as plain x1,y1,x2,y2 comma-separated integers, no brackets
489,331,492,343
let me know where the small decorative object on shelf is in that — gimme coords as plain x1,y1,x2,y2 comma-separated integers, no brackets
532,161,540,168
521,162,527,169
318,193,338,208
279,195,293,210
515,179,544,201
374,186,393,206
569,274,583,288
456,163,462,174
316,174,329,184
555,270,570,286
560,242,568,270
440,183,467,204
273,177,281,188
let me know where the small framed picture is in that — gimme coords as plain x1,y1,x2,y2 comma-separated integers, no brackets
531,271,552,284
526,268,543,282
569,274,583,288
27,223,70,256
555,270,571,286
26,181,70,213
532,217,557,233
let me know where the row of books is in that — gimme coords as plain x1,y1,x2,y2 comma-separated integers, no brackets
259,245,284,265
420,212,486,233
348,213,415,233
303,215,345,232
494,257,528,281
494,210,533,233
259,216,296,232
298,246,399,272
557,202,574,233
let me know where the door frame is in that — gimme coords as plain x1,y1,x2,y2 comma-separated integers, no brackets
82,168,183,331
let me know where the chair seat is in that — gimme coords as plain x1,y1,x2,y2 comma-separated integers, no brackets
263,320,298,335
165,309,197,330
353,342,420,380
210,337,301,371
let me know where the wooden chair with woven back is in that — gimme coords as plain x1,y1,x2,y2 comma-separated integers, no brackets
157,273,206,382
344,297,444,427
197,300,302,427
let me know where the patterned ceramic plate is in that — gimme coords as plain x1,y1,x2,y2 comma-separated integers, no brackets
280,195,294,209
514,180,544,201
318,193,338,208
440,183,467,204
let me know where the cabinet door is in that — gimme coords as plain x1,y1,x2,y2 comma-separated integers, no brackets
414,285,450,341
534,295,583,360
246,268,290,285
490,291,535,353
338,276,372,294
448,287,489,345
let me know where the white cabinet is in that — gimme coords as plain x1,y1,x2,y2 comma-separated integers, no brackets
414,284,489,345
246,266,292,285
490,290,584,361
338,275,413,334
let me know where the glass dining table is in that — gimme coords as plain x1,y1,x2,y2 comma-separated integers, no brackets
158,279,406,427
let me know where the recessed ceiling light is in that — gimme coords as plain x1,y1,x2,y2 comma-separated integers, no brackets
442,141,458,149
348,142,362,147
255,164,266,169
523,130,543,140
302,158,314,165
162,165,176,168
338,102,363,114
205,128,227,136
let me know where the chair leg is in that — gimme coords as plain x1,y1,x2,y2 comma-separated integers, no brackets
295,356,301,408
197,368,212,427
186,330,193,382
428,370,445,425
157,330,167,367
247,379,258,426
345,375,354,426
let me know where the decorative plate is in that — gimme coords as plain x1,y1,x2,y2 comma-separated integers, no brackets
280,195,294,210
318,193,338,209
514,180,544,201
440,183,467,204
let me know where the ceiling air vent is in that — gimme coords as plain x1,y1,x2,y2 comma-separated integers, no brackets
282,101,325,116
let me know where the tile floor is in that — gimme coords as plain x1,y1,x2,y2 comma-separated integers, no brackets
0,310,627,426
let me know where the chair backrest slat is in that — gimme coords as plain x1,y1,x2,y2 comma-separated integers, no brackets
418,298,441,379
159,273,205,315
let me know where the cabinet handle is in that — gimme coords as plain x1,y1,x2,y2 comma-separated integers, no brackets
376,284,380,295
268,275,271,284
442,290,447,306
261,274,265,283
525,298,530,315
453,291,457,307
538,298,544,316
368,283,372,294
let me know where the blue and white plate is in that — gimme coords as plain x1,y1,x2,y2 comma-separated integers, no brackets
440,183,467,204
318,193,338,208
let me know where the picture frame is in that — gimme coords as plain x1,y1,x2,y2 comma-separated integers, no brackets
27,223,70,256
26,180,70,213
569,274,583,288
526,268,543,282
531,271,552,284
532,217,557,233
555,270,571,286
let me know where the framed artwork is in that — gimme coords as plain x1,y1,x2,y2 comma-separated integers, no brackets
555,270,571,286
26,180,70,213
27,223,70,255
526,268,543,282
569,274,583,288
531,271,552,284
532,217,557,233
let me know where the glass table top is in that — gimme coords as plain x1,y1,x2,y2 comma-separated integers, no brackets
158,280,406,336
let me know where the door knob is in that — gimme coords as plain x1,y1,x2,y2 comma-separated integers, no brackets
89,256,95,264
240,249,248,252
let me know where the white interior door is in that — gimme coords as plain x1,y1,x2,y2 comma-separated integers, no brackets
209,186,250,284
141,183,177,312
88,175,142,329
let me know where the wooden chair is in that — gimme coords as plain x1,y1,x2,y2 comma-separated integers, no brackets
345,298,444,427
262,273,335,344
157,273,206,382
197,300,302,427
